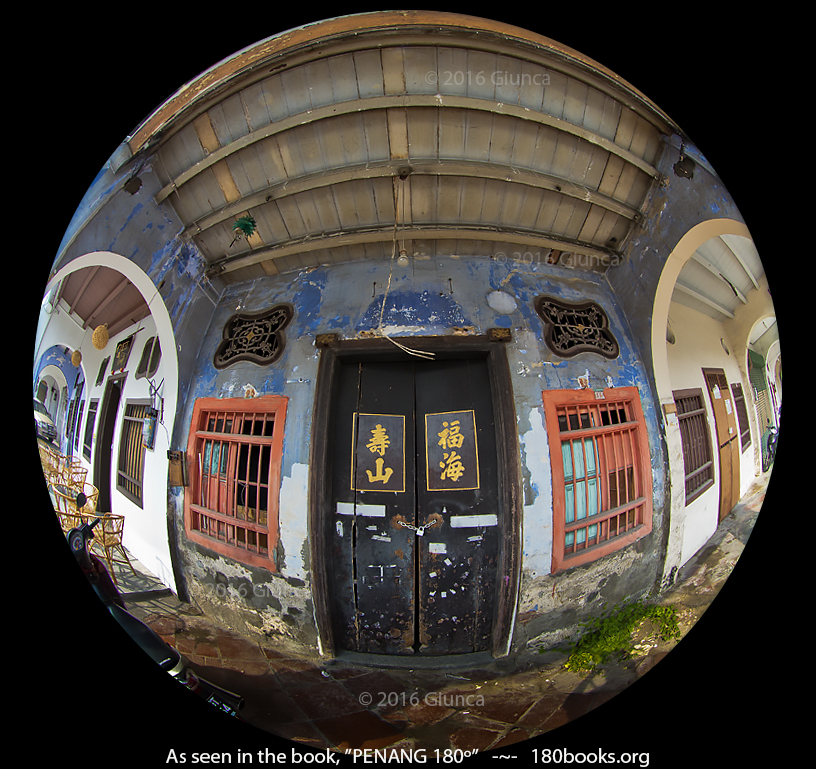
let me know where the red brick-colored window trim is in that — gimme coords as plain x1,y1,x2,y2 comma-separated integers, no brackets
542,387,653,573
185,396,287,570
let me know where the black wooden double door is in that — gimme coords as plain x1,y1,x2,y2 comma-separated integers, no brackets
329,356,500,655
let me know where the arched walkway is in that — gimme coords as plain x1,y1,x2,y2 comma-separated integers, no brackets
44,252,178,426
651,218,761,581
40,252,179,591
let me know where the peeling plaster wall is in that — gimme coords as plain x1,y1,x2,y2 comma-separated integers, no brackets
606,134,753,591
608,135,748,366
172,253,665,652
53,156,221,366
45,144,711,656
666,300,757,565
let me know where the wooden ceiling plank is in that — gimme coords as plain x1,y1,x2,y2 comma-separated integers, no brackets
66,265,101,316
673,282,735,318
690,251,748,304
85,277,132,327
211,222,613,276
719,235,760,291
106,302,151,338
155,94,660,203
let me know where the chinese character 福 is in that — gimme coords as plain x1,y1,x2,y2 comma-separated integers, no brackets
437,420,465,449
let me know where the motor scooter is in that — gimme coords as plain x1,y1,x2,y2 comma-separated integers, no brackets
66,492,244,717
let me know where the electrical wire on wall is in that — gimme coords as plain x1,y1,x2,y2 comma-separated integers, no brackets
375,173,435,360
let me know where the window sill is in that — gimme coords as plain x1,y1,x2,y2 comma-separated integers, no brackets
553,523,649,573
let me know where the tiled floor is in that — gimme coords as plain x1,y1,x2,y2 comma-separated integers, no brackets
77,472,768,754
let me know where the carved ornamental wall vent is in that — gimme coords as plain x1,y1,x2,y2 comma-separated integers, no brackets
213,305,293,369
535,297,619,359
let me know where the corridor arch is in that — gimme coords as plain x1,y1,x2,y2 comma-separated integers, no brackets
652,218,759,578
41,251,180,591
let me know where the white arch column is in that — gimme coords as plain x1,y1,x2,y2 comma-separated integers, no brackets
651,219,752,583
42,252,180,591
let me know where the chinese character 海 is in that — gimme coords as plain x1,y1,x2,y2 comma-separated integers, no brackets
367,424,390,456
440,451,466,482
437,420,465,449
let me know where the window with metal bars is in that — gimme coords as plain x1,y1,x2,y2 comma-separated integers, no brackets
135,336,162,380
117,401,151,506
672,389,715,504
185,396,287,569
542,387,653,572
730,382,751,451
83,400,98,460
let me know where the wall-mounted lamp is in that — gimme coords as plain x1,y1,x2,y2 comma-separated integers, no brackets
487,290,518,314
230,215,258,247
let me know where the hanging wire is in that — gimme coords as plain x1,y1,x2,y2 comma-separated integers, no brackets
375,175,435,359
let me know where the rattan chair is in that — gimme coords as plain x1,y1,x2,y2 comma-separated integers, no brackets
74,483,99,518
59,460,88,492
52,487,87,532
38,445,65,488
89,514,138,585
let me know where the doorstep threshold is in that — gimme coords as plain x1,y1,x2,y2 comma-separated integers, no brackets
333,649,496,670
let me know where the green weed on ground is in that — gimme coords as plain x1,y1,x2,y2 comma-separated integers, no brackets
558,600,682,673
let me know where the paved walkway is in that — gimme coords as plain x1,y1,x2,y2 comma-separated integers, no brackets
107,472,767,755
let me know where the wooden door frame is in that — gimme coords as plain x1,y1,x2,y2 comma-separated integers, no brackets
702,367,740,521
94,373,126,512
308,332,522,660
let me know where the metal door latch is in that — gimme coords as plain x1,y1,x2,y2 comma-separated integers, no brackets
399,519,438,536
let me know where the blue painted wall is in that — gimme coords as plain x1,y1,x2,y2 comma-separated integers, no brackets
46,130,749,652
173,251,667,649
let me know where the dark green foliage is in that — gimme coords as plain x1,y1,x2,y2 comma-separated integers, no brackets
559,600,682,672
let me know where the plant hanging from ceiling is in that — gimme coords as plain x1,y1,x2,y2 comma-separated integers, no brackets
229,215,257,247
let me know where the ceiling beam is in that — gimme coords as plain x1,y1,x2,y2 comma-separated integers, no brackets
720,235,759,291
106,302,151,338
689,251,747,303
673,282,735,318
207,223,614,277
186,160,639,241
84,276,131,329
155,94,659,205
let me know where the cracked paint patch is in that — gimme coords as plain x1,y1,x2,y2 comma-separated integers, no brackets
278,463,310,580
519,407,552,578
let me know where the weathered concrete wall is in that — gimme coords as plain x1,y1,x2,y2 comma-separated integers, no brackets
49,143,684,656
171,252,666,652
53,152,224,384
605,133,753,592
607,134,749,367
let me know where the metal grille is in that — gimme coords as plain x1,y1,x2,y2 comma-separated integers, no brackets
557,398,645,556
83,400,98,460
135,336,162,380
536,297,619,359
117,402,150,506
730,382,751,450
190,407,277,558
213,305,292,369
673,389,714,503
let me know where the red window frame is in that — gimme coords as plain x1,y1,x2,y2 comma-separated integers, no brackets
185,396,287,570
542,387,653,572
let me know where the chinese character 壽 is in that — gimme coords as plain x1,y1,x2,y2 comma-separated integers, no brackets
367,424,390,456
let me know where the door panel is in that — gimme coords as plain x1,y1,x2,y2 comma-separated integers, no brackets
415,359,499,654
329,356,499,655
330,361,417,655
703,369,740,521
94,378,122,512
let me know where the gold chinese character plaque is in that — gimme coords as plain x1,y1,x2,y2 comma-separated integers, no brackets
425,410,480,491
351,413,406,492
